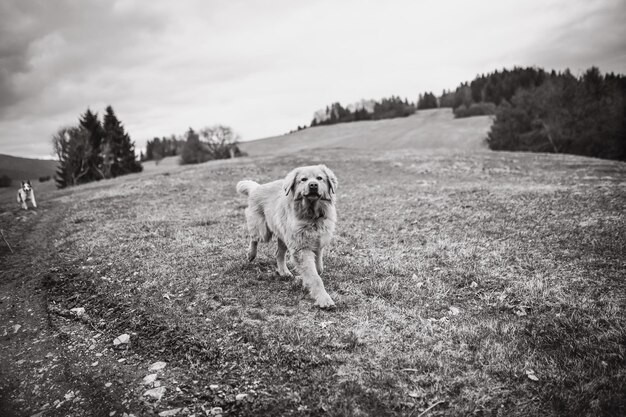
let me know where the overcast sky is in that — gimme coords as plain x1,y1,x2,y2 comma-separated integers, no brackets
1,0,625,158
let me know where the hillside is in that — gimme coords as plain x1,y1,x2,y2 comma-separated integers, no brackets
0,138,624,415
240,108,492,156
0,153,57,181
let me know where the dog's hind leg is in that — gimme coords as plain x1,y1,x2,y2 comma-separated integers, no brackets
245,205,273,262
276,238,292,277
248,222,272,262
293,250,335,309
244,207,260,262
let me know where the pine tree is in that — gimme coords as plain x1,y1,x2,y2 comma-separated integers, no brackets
180,128,205,164
417,92,438,109
103,105,142,177
79,109,105,181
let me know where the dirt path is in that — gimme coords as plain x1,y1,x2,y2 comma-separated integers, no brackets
0,206,145,416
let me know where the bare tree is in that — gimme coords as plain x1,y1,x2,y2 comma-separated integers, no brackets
52,126,94,188
199,125,241,159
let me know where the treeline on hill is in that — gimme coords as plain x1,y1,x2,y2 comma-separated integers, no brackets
142,136,184,162
310,96,417,126
306,92,440,129
417,92,438,110
0,175,50,188
52,106,142,188
442,66,625,160
143,125,244,165
440,67,549,116
0,175,11,187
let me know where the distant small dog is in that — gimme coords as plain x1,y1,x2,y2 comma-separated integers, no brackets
17,180,37,210
237,165,338,308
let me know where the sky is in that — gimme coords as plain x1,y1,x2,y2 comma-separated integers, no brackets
0,0,625,159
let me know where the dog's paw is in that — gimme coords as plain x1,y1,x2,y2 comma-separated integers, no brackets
277,268,293,278
314,292,336,309
247,251,256,262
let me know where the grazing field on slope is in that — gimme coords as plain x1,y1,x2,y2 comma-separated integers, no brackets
239,109,492,156
0,153,58,181
1,149,625,416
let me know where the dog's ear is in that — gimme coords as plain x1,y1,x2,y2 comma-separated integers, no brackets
284,168,299,196
27,180,31,186
320,165,338,194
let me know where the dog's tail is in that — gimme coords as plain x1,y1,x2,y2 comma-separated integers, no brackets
236,180,259,196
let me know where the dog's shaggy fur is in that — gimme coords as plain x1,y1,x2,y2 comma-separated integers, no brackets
237,165,338,308
17,180,37,210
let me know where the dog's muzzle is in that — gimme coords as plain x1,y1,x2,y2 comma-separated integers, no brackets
305,182,320,199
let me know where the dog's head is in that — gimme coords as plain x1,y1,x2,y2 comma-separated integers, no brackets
284,165,338,202
21,180,32,192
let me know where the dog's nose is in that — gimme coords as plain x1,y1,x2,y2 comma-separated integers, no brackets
309,182,318,191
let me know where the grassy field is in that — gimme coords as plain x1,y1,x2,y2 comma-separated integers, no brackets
239,109,492,156
0,153,57,181
1,141,624,415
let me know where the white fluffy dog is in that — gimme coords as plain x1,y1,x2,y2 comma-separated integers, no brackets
237,165,338,308
17,180,37,210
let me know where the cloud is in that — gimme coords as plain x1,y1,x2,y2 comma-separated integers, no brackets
0,0,625,158
520,0,626,73
1,0,165,117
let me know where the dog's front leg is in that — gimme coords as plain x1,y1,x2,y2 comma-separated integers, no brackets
315,248,324,275
247,239,258,262
31,193,37,208
293,250,335,308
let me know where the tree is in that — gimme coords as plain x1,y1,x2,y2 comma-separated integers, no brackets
417,92,438,109
102,105,142,177
180,126,243,165
79,109,105,181
200,125,242,159
445,67,549,111
52,106,143,188
144,136,184,162
439,89,456,108
309,96,415,127
486,68,626,161
0,175,11,188
452,84,473,109
180,128,206,165
152,138,164,165
52,126,94,188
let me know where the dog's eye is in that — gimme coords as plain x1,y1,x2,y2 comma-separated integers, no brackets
316,176,323,181
301,177,308,182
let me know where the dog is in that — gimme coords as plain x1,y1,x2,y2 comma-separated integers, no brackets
237,165,338,308
17,180,37,210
